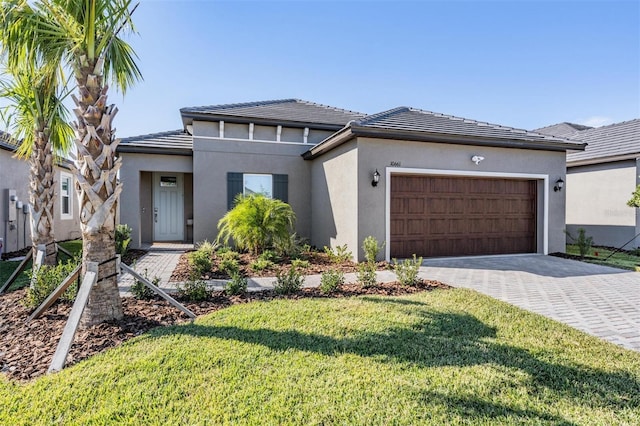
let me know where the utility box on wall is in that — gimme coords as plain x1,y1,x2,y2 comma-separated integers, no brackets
5,189,17,222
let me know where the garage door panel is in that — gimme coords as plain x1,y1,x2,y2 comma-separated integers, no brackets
391,175,537,258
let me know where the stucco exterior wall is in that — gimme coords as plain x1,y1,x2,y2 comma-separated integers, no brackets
352,137,567,261
1,149,80,254
118,153,193,248
192,127,312,244
566,160,638,247
310,140,359,256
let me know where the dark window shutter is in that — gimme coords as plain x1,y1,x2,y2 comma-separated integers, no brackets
273,174,288,203
227,172,243,210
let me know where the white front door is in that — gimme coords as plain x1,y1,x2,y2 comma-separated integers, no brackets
153,173,184,241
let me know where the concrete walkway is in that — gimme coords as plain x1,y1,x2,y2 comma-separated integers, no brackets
422,254,640,352
119,250,640,352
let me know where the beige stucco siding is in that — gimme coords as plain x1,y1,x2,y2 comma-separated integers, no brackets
566,160,638,247
118,153,193,247
192,137,311,244
353,137,568,260
310,139,359,256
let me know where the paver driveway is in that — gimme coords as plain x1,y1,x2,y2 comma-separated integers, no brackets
421,255,640,352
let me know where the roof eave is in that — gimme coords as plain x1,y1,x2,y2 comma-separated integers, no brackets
116,146,193,156
349,125,587,152
180,110,347,131
302,127,354,160
567,153,640,167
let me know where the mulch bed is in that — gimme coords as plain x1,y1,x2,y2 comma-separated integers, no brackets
170,251,390,282
0,279,449,382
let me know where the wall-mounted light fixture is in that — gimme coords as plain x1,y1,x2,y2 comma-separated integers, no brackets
371,170,380,187
471,155,485,165
554,178,564,192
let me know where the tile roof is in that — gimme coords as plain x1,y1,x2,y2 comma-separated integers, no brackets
351,107,585,147
180,99,366,127
0,130,18,151
534,122,592,139
563,119,640,164
118,130,193,154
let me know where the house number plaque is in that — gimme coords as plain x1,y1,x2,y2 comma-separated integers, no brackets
390,161,401,167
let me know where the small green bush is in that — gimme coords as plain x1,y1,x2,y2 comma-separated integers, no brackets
258,250,279,263
274,267,304,295
225,273,248,296
291,259,310,269
219,258,240,276
217,194,296,254
218,250,240,262
324,245,352,263
357,261,376,288
131,269,158,300
24,258,80,308
320,269,344,294
393,254,423,286
250,258,274,272
178,277,210,301
362,236,384,264
115,224,132,256
188,249,213,277
566,228,594,258
196,240,217,256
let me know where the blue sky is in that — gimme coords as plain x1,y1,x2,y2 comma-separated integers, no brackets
110,0,638,137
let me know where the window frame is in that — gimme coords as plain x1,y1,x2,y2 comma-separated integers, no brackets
60,172,73,220
243,173,273,199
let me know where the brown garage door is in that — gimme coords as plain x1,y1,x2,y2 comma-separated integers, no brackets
390,175,537,258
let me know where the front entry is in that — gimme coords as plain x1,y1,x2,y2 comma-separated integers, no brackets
153,173,184,241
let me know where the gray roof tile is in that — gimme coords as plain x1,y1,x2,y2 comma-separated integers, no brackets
118,130,192,153
353,107,584,147
0,130,19,152
564,119,640,163
180,99,366,127
535,122,593,139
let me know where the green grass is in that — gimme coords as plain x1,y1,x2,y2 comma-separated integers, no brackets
566,244,640,271
1,289,639,425
0,240,82,291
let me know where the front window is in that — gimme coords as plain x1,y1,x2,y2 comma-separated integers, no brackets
243,174,272,198
60,173,72,219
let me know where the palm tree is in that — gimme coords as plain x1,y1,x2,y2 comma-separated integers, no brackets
0,62,73,266
2,0,141,326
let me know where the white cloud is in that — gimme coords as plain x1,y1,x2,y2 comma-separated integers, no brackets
578,116,614,128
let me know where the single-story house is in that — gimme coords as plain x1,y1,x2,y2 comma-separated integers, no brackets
536,119,640,248
0,131,81,256
118,99,585,261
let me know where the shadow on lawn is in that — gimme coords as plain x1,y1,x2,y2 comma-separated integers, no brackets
150,299,639,420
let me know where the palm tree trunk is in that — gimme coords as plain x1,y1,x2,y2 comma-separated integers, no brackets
28,130,57,266
71,55,123,327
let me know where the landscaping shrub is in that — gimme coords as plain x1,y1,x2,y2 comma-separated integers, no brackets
274,267,304,295
393,254,423,286
363,236,384,264
218,249,240,261
24,258,80,308
196,240,217,256
178,277,210,301
258,249,279,263
291,259,310,269
225,273,247,296
188,249,213,277
320,269,344,294
357,261,376,288
217,194,296,254
219,257,240,276
115,224,132,256
566,228,593,258
324,245,352,263
131,269,159,300
250,258,274,272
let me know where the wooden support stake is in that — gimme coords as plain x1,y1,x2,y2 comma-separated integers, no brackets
29,245,46,289
120,263,196,319
48,263,97,373
56,243,74,259
0,250,33,294
27,264,82,322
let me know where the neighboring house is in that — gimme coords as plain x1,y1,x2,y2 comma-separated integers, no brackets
536,119,640,248
0,131,81,256
118,99,584,261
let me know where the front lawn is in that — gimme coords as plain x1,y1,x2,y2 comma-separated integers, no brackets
565,244,640,271
1,289,638,425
